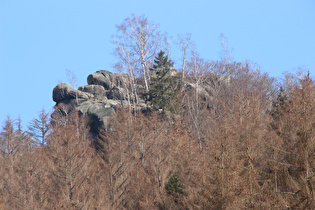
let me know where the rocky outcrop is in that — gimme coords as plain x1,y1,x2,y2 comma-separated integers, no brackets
87,70,114,90
51,70,228,132
52,70,137,132
182,82,212,101
78,85,107,100
107,87,125,100
77,100,116,131
53,83,93,103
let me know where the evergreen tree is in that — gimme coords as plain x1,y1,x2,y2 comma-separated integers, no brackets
147,51,179,114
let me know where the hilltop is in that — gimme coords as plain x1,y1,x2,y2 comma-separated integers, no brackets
0,13,314,209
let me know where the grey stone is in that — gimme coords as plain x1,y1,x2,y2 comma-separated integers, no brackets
77,100,116,130
78,101,114,119
107,87,125,100
78,85,107,100
53,83,93,103
87,70,114,90
102,99,128,108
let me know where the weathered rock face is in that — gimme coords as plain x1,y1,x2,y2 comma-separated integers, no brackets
107,87,125,100
51,70,227,132
78,85,107,100
52,70,134,132
183,81,212,101
77,100,116,132
53,83,93,103
87,70,114,90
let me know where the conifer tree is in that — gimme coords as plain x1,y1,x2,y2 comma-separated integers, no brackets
147,51,179,114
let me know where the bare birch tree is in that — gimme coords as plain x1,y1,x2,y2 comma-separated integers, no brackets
113,14,162,93
177,33,192,80
184,48,212,149
220,33,232,84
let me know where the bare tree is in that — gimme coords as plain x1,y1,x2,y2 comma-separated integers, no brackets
177,33,192,80
0,116,20,155
47,113,95,209
113,54,139,107
28,108,51,145
269,72,315,209
67,69,79,105
113,14,162,93
0,116,29,209
220,33,232,83
184,48,212,149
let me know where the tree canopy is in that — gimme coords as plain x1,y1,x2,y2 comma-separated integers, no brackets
146,50,179,114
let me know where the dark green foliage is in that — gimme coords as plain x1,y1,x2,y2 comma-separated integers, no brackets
165,173,185,197
275,86,287,109
270,86,288,121
146,51,179,114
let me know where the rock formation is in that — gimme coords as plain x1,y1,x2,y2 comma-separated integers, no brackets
52,83,93,103
51,69,228,132
51,70,147,132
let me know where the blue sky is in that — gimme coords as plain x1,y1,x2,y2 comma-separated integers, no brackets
1,0,314,128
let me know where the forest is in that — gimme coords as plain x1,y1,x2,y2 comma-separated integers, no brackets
0,15,314,209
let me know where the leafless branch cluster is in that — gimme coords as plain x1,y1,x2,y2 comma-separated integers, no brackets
1,68,313,209
1,14,314,209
